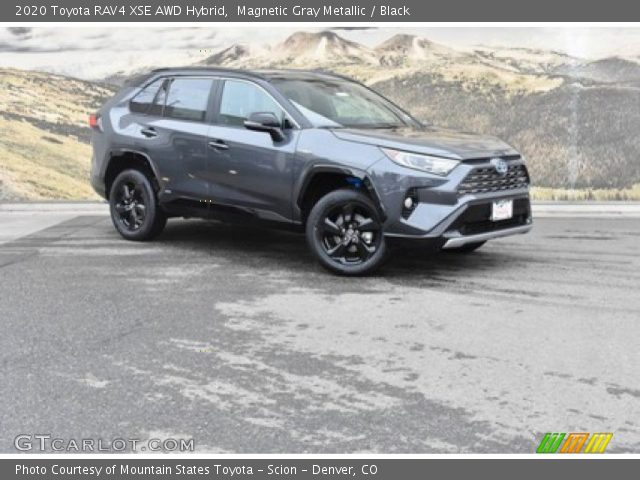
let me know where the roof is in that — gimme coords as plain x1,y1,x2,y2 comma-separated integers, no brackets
150,66,266,79
128,67,357,84
254,69,358,83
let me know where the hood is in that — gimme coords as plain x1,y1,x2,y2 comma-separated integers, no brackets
331,126,518,160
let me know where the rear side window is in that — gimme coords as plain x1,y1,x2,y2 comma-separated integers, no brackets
164,78,214,122
129,79,164,114
148,81,169,116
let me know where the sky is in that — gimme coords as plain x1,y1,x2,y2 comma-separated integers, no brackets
1,26,640,80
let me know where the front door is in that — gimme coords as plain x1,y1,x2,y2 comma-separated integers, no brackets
205,79,299,223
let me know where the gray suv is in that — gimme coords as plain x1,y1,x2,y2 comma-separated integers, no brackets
90,68,532,275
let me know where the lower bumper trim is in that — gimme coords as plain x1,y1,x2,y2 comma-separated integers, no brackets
441,224,533,249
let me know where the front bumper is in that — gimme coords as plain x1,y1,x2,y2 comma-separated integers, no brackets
386,192,533,241
441,224,532,249
368,154,533,243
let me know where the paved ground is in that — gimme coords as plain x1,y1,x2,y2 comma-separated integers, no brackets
0,208,639,453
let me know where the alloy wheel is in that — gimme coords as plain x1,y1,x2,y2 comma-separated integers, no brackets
114,181,147,231
318,202,381,265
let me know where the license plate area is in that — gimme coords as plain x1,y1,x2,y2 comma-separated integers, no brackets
491,199,513,221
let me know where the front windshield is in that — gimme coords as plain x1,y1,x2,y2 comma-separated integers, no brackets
271,77,417,129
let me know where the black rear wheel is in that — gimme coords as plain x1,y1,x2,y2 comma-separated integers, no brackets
306,189,386,275
109,169,166,241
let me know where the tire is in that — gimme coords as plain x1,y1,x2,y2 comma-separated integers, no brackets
306,189,387,276
445,241,486,253
109,169,166,241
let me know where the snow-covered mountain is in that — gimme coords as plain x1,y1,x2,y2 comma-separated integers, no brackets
472,46,579,74
375,34,468,66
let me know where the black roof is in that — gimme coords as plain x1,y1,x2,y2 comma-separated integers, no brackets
150,66,266,79
127,67,357,85
254,69,358,83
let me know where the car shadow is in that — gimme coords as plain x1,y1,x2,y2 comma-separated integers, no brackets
157,219,523,280
159,218,312,267
384,245,515,278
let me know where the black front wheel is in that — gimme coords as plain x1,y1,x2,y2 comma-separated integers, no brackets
109,169,166,241
306,189,387,275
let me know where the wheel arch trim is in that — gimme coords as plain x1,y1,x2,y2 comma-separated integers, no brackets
294,164,387,222
104,148,162,197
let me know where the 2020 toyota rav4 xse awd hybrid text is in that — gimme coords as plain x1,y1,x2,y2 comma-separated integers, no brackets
90,68,532,275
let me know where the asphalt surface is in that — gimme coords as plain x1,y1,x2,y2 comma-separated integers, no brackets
0,211,639,453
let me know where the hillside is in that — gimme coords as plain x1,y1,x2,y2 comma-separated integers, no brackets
200,30,640,189
0,69,115,200
2,30,640,200
373,73,640,189
555,57,640,84
473,46,578,74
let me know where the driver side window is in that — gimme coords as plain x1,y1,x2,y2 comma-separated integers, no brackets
219,80,284,127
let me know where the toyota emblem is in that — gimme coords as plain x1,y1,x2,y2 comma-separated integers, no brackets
490,158,509,176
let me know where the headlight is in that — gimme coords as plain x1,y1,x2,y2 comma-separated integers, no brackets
381,148,460,176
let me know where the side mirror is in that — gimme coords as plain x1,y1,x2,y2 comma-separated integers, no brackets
244,112,285,142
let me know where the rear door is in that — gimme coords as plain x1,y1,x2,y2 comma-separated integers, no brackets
133,76,217,206
205,78,299,222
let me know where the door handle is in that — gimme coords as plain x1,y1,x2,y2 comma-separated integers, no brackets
140,127,158,138
208,140,229,151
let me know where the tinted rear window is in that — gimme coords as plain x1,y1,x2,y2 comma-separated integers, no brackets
129,79,164,114
164,78,214,122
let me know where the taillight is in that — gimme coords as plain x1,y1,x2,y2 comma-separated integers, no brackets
89,113,101,130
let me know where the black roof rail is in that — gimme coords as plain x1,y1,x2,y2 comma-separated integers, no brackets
148,66,267,79
127,67,361,87
253,68,359,82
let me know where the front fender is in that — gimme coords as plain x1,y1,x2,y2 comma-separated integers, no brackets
293,164,387,222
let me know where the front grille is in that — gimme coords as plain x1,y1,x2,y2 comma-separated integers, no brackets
458,163,529,195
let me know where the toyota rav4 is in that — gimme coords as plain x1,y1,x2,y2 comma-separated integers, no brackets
90,68,532,275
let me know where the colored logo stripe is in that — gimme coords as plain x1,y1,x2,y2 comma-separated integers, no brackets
537,433,613,453
536,433,565,453
584,433,613,453
560,433,589,453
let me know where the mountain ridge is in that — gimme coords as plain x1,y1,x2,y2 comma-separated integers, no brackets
2,30,640,199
